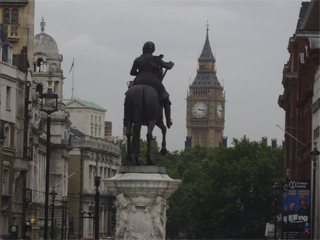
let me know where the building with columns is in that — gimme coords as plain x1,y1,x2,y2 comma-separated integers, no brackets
25,18,72,239
0,4,121,239
63,99,106,138
68,129,120,239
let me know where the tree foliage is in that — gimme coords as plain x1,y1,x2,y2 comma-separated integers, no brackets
121,137,284,239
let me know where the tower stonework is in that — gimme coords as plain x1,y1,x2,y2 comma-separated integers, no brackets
186,26,225,148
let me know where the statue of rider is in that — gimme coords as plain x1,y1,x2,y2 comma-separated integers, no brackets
130,41,174,128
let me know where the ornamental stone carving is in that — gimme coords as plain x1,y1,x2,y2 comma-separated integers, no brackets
105,166,181,240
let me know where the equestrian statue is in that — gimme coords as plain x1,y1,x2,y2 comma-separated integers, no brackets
124,41,174,165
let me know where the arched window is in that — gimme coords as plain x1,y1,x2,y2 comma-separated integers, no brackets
11,9,18,24
3,9,10,24
36,84,43,95
37,58,43,72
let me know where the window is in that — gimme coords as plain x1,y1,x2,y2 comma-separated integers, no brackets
54,81,59,94
2,167,9,195
36,84,43,95
314,126,320,140
3,9,10,24
7,46,12,64
11,9,18,24
6,86,11,110
0,214,8,236
4,125,11,147
37,58,43,72
89,166,93,189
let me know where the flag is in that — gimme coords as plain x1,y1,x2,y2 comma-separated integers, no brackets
69,59,74,74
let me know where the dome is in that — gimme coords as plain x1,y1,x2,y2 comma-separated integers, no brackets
34,32,59,59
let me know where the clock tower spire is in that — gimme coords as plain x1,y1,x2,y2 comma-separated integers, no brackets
186,23,225,148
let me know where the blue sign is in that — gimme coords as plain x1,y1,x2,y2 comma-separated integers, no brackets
282,181,311,239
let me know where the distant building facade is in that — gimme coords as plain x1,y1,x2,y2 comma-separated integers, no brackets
27,19,71,239
186,25,225,148
0,3,121,240
278,0,319,181
63,99,106,138
67,125,121,238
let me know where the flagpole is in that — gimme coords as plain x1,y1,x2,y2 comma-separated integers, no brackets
72,58,74,99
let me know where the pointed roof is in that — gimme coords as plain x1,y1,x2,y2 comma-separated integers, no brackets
198,23,216,63
190,23,222,90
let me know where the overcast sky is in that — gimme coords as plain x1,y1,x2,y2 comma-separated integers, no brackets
35,0,303,151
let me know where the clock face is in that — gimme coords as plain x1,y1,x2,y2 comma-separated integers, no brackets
216,102,223,119
192,102,207,118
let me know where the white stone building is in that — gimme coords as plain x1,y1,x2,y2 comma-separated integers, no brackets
66,103,121,239
26,19,71,240
63,99,106,138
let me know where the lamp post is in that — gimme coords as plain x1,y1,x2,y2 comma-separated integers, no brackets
239,205,245,239
310,142,320,239
61,197,69,240
40,81,58,240
50,187,58,239
249,187,255,238
236,198,244,239
272,182,280,240
95,176,101,240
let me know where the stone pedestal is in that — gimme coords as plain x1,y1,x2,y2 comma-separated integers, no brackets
104,166,181,240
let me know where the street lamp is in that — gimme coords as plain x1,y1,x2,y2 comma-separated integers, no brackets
236,198,242,209
95,176,101,240
249,187,255,238
50,187,58,239
61,197,69,240
236,198,245,239
272,182,280,240
239,205,245,239
40,81,58,240
310,142,320,239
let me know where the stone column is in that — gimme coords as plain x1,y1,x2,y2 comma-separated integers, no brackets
104,166,181,240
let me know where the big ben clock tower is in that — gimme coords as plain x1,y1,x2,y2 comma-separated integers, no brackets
186,24,225,148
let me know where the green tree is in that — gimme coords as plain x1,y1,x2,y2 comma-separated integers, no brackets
121,137,284,239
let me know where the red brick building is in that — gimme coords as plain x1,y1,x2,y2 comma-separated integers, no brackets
278,0,320,181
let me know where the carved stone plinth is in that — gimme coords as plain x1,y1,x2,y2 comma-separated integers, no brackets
104,166,181,240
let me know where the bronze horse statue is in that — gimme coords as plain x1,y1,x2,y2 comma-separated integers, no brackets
124,84,167,165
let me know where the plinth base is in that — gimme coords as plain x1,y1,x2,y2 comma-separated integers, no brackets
104,166,181,240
